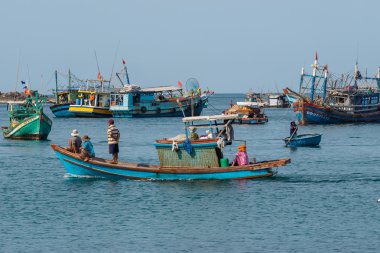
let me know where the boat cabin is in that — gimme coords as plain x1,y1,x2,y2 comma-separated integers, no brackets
327,89,380,113
154,114,238,168
56,89,79,105
74,80,112,108
110,85,183,109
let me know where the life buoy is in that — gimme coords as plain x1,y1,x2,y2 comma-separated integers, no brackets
141,106,147,113
156,107,161,114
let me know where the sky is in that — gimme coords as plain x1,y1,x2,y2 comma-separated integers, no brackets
1,0,379,93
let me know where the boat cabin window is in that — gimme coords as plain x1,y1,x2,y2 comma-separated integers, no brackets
133,93,141,105
111,94,124,106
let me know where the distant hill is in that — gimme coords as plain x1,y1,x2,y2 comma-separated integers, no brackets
0,91,51,104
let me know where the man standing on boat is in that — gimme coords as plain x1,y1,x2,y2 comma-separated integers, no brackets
108,119,120,164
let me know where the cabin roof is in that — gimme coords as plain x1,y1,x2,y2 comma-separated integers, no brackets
140,86,182,92
182,114,239,122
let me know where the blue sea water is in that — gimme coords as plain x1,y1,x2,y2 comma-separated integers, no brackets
0,94,379,252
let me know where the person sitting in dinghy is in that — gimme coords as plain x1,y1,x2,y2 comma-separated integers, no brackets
290,121,298,137
68,129,82,154
80,135,95,161
232,145,249,166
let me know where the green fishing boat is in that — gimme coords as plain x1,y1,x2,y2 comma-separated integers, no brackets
2,91,52,140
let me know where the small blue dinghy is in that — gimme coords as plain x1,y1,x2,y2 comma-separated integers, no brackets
284,133,322,147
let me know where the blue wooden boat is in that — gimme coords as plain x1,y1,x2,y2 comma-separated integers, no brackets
109,85,212,118
50,103,76,117
284,133,322,147
50,70,79,117
51,114,291,180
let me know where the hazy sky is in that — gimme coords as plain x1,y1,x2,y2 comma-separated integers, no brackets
1,0,379,93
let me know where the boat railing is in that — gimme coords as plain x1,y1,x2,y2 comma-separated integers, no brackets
329,103,379,112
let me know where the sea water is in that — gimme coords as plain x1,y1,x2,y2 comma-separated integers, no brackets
0,94,379,252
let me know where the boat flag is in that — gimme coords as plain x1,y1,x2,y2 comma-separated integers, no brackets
22,81,31,96
97,71,102,81
315,51,318,61
178,81,183,87
122,59,126,65
21,81,27,89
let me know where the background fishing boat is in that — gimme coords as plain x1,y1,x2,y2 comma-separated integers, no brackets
224,104,268,124
237,89,268,107
50,70,79,117
268,94,289,108
68,79,113,118
2,90,52,140
110,78,212,118
285,53,380,124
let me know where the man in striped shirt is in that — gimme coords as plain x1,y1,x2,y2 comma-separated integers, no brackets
108,119,120,164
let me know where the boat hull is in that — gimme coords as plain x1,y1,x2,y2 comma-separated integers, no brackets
3,113,52,140
50,103,76,117
51,145,290,180
294,100,380,124
284,134,322,147
69,105,112,118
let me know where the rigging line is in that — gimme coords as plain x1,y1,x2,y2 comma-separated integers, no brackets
94,49,101,76
207,102,223,114
45,73,55,93
13,51,21,101
109,40,120,85
27,64,31,88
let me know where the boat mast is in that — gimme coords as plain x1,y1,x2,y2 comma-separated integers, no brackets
123,61,130,85
55,70,58,104
68,69,72,90
299,67,304,94
310,52,318,101
354,61,359,88
322,67,328,101
377,67,380,90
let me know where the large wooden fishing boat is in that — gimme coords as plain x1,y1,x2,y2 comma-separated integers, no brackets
2,91,52,140
109,77,212,118
51,114,290,180
284,53,380,124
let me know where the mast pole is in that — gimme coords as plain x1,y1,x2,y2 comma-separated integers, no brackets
310,52,318,101
55,70,58,104
299,67,304,93
377,67,380,90
124,64,130,85
69,69,72,89
322,69,328,101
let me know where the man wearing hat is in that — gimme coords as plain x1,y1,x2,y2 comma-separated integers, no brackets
232,145,249,166
80,135,95,161
107,119,120,164
69,129,82,154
